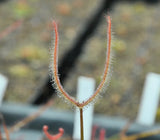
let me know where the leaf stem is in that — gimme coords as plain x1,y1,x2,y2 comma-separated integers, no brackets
80,108,84,140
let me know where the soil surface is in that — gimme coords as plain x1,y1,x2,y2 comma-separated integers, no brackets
0,0,160,120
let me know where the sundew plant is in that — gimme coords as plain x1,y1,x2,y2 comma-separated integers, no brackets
46,16,112,140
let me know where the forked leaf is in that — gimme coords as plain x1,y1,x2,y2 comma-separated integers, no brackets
51,16,112,108
43,125,64,140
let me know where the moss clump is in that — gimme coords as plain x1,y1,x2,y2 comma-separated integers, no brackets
113,39,126,53
13,0,33,19
9,64,32,78
15,44,48,61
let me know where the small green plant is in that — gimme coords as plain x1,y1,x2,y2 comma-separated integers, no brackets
45,16,112,140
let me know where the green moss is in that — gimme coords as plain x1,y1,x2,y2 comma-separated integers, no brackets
15,44,48,61
133,2,146,13
112,39,126,53
13,0,33,19
9,64,32,78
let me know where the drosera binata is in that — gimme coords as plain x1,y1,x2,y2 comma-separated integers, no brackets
43,15,112,140
43,125,64,140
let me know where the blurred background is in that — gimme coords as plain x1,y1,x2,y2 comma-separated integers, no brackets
0,0,160,121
